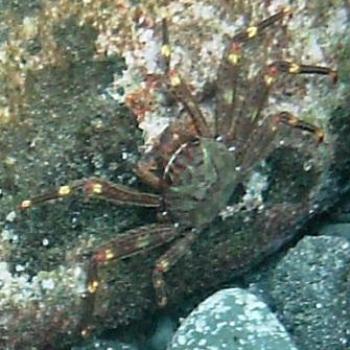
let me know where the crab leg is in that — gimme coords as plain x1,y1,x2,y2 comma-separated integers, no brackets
153,230,197,306
239,111,324,177
215,8,291,137
19,177,161,210
268,61,337,81
160,17,212,138
229,60,336,153
274,111,325,142
135,164,164,190
79,223,180,336
160,17,171,73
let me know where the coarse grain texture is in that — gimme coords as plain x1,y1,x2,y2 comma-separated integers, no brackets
0,0,349,348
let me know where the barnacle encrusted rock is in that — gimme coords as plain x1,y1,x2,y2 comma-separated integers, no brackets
0,0,349,348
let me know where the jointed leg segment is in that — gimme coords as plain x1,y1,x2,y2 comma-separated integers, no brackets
238,109,325,179
19,177,161,210
153,230,197,306
213,6,336,142
227,59,336,146
160,17,212,138
215,7,292,137
273,111,325,143
80,223,181,335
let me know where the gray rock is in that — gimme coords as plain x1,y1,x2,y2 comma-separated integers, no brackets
318,223,350,240
72,337,138,350
269,235,350,349
168,288,297,350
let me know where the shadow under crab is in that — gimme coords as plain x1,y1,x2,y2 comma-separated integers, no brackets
16,8,338,339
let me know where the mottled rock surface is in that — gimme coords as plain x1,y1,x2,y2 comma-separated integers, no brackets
169,288,297,350
268,235,350,349
0,0,349,349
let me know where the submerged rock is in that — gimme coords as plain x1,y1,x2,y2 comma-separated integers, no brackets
268,235,350,349
169,288,297,350
0,0,349,348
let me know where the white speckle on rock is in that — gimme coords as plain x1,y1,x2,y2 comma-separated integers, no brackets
5,211,16,222
194,319,207,333
169,288,297,349
41,278,55,290
15,264,25,272
328,7,348,35
177,334,187,346
198,338,207,346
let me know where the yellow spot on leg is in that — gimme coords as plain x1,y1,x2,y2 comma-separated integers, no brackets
92,183,103,194
87,280,99,294
246,26,258,38
20,199,32,209
161,44,171,58
228,53,240,65
169,71,181,87
104,249,115,260
58,185,71,196
289,63,300,74
264,74,275,86
158,259,170,273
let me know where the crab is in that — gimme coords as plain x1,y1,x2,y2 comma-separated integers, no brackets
18,7,336,336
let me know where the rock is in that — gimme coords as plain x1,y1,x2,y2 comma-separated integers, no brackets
318,223,350,241
169,288,297,350
72,338,137,350
0,0,349,348
268,235,350,349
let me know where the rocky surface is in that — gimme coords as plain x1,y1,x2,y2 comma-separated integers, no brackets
77,202,350,349
0,0,349,349
169,288,297,350
267,235,350,349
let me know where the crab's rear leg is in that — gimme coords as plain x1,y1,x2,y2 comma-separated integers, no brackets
18,177,161,210
160,17,212,138
275,111,325,142
80,223,180,336
152,230,197,306
229,60,336,153
215,8,292,137
238,111,325,178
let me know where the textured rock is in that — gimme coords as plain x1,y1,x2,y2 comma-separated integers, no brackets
269,235,350,349
72,338,138,350
0,0,349,348
169,288,297,350
318,223,350,241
